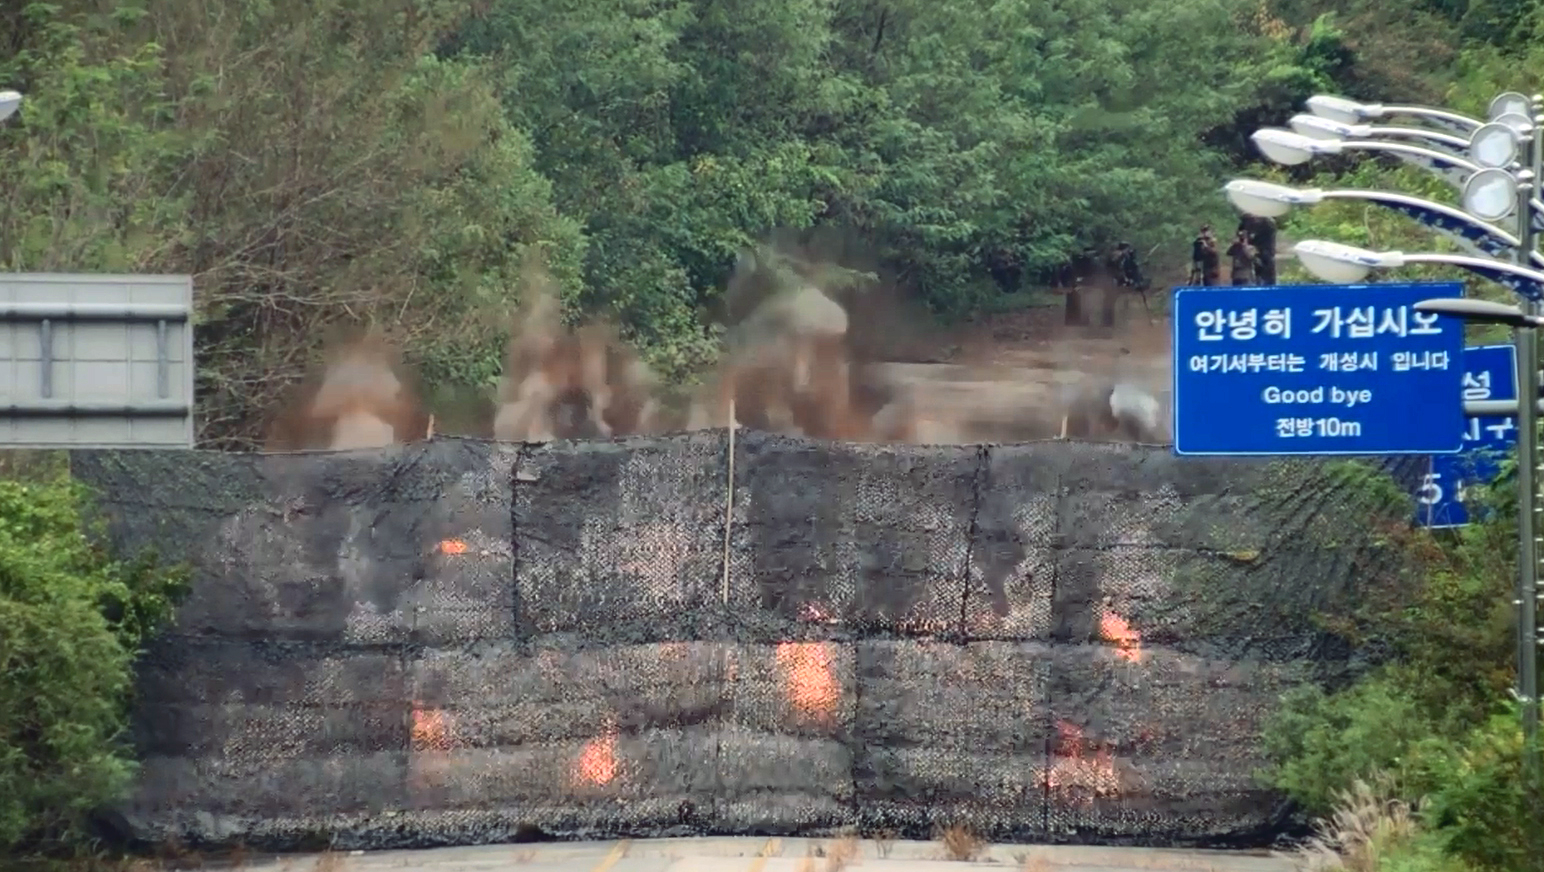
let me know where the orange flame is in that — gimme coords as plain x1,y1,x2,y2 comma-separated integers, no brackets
574,729,618,786
411,705,453,751
439,539,468,555
776,641,841,719
1099,608,1142,662
1046,719,1120,800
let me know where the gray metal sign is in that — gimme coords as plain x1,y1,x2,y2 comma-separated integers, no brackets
0,273,193,448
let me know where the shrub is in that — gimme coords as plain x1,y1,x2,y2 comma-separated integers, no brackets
1260,674,1442,815
1412,710,1541,872
0,470,188,856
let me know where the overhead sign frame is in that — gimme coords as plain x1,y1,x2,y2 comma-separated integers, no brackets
0,273,194,449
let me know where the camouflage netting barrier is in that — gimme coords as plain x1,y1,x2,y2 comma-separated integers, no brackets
70,434,1425,852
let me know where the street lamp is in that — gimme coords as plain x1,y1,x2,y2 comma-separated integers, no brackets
1243,91,1544,794
1416,295,1544,758
1306,94,1484,137
0,90,21,122
1289,114,1473,155
1252,128,1480,190
1223,179,1542,265
1292,239,1544,300
1416,297,1544,329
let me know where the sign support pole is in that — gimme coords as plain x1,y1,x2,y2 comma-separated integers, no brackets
1522,96,1543,790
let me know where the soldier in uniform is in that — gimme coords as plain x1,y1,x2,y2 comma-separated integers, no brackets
1110,242,1145,288
1226,228,1257,286
1237,215,1277,285
1192,225,1220,286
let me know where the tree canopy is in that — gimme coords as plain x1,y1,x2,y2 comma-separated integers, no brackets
2,0,1541,446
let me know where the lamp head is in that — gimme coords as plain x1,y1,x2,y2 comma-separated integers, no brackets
0,90,21,122
1492,110,1533,136
1490,92,1532,122
1289,114,1365,140
1415,296,1535,328
1293,240,1400,284
1252,128,1337,166
1460,167,1519,222
1306,94,1373,125
1223,179,1322,217
1470,121,1522,168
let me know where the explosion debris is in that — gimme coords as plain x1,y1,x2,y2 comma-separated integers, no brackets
263,330,432,451
493,261,662,442
260,235,1171,450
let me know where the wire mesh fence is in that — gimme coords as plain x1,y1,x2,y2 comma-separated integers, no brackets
70,434,1425,851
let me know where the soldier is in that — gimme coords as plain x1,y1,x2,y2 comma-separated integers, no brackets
1227,228,1257,286
1191,225,1220,286
1111,242,1145,288
1238,215,1277,285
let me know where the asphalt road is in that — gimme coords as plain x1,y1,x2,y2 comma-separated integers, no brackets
230,837,1297,872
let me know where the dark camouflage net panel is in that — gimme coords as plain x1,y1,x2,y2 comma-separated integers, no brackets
70,434,1425,852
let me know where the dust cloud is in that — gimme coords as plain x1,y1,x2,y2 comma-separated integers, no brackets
260,236,1171,452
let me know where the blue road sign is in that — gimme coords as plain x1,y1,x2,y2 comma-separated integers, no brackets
1172,282,1467,456
1416,343,1519,528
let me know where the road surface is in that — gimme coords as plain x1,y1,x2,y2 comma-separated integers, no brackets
231,837,1297,872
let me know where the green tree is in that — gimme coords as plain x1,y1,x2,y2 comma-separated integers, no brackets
2,0,585,447
0,469,187,856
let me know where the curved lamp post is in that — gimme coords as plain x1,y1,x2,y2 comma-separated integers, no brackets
1289,114,1473,155
1253,128,1481,190
1225,179,1543,265
1292,112,1531,172
1253,127,1544,230
1306,93,1485,137
0,90,21,123
1293,239,1544,299
1238,94,1544,791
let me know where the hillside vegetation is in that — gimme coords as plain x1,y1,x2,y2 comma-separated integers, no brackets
3,0,1505,448
5,2,1544,866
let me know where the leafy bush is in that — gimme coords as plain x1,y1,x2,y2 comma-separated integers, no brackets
0,471,188,856
1261,676,1442,815
1412,710,1540,872
1260,490,1538,872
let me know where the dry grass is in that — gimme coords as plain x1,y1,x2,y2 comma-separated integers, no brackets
935,824,987,862
824,835,860,872
1282,778,1418,871
1017,849,1053,872
310,850,349,872
870,831,896,859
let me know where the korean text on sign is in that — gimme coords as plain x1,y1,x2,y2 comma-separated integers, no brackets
1171,283,1466,457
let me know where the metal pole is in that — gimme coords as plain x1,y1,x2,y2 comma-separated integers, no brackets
1524,95,1544,787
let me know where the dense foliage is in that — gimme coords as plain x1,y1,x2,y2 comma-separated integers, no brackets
1259,479,1542,871
0,0,1402,448
0,457,188,857
5,0,1544,864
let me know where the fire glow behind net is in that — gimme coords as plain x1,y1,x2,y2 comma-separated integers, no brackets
68,435,1427,851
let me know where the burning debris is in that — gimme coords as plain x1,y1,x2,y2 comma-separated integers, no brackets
411,704,454,752
1098,604,1144,663
574,724,619,786
1046,719,1122,801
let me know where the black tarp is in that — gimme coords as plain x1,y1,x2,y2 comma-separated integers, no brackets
69,434,1423,851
